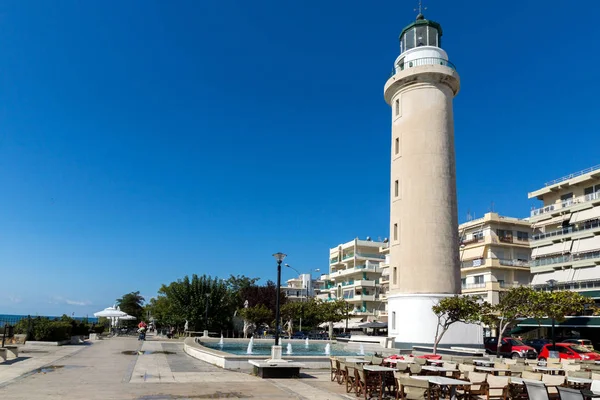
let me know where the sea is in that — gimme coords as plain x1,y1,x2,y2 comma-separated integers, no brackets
0,314,99,327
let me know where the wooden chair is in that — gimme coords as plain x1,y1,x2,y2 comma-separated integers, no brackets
372,356,385,366
542,373,566,399
415,358,428,366
356,366,382,400
459,363,475,380
398,376,437,400
509,364,526,377
345,363,358,394
522,371,543,381
591,372,600,380
337,360,347,384
396,362,411,373
548,358,561,364
485,375,510,400
504,359,518,365
330,357,339,382
444,362,460,378
568,371,591,379
410,364,423,375
563,364,581,372
394,371,410,399
457,371,488,399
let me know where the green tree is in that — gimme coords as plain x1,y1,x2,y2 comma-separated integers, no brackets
237,304,272,327
157,274,235,332
481,286,542,357
431,295,485,354
314,299,347,339
116,291,145,321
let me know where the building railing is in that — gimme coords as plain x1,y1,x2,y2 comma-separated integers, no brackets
356,253,386,259
498,259,530,267
544,164,600,187
462,283,485,289
461,258,486,268
532,220,600,241
330,258,339,264
342,252,354,260
531,250,600,267
531,191,600,217
389,57,457,78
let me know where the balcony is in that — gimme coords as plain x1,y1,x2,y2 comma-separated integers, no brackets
461,258,486,269
460,236,484,246
330,257,340,264
532,220,600,241
531,191,600,217
389,57,456,78
329,265,381,279
498,259,530,268
356,253,386,260
531,251,600,267
342,252,354,260
462,283,486,290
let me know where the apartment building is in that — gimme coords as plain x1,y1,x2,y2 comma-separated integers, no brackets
528,165,600,296
281,273,324,302
459,212,532,304
318,238,386,321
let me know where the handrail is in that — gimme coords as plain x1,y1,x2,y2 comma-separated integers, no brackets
389,57,456,78
545,164,600,187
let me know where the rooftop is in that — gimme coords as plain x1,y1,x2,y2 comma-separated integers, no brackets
529,164,600,199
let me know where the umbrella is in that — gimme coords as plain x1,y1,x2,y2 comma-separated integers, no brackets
119,315,137,320
93,306,128,318
358,321,388,329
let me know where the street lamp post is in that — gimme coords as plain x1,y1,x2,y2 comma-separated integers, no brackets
273,252,287,346
205,293,210,330
547,279,558,352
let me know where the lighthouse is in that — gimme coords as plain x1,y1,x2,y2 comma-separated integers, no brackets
383,13,482,349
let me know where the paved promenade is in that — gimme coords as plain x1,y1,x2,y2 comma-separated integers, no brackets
0,336,352,399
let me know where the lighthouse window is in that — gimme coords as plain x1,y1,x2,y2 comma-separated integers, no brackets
405,29,415,50
395,99,400,116
394,180,399,197
428,27,438,46
395,137,399,155
416,26,427,47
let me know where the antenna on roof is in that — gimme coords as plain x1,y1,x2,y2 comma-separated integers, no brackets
490,201,495,213
414,0,427,17
466,209,472,221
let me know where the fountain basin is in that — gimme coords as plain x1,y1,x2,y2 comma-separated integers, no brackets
183,337,377,371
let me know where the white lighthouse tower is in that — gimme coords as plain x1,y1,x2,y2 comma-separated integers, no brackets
383,13,482,349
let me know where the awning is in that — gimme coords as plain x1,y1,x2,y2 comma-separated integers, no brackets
460,246,485,261
533,215,570,229
532,241,571,258
573,266,600,281
570,208,600,224
319,317,365,329
571,236,600,255
530,269,575,285
517,317,600,328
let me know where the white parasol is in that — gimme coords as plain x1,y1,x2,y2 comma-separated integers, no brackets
93,306,128,318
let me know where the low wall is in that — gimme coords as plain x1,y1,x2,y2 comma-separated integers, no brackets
183,338,333,371
25,340,71,346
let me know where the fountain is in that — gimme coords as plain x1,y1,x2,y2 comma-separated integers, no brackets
359,344,365,356
324,343,331,355
246,336,254,354
219,334,224,346
305,337,309,348
286,343,293,355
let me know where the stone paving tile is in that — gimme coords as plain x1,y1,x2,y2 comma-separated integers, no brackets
0,337,357,400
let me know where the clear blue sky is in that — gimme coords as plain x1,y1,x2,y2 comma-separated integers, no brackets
1,1,599,316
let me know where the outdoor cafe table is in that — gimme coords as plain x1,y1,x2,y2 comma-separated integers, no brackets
346,358,371,364
422,365,459,374
509,377,546,385
531,366,564,375
473,359,495,367
384,358,416,365
412,375,471,400
473,366,512,375
363,365,396,398
427,359,444,366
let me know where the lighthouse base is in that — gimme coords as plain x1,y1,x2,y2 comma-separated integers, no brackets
387,293,483,350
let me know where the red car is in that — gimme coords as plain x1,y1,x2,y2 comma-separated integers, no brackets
538,343,600,361
484,337,538,359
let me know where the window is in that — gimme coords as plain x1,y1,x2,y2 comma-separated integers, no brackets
393,267,397,285
461,278,466,287
496,229,513,243
473,231,483,240
474,275,484,284
394,180,399,197
561,192,574,207
393,223,398,241
395,137,399,155
517,231,529,241
392,311,396,330
395,99,400,116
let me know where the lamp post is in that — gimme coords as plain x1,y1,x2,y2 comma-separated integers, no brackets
205,293,210,330
546,279,558,352
273,252,286,346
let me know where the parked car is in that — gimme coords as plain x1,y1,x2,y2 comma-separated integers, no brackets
484,337,537,359
538,343,600,361
335,332,351,339
525,339,552,353
562,339,594,351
